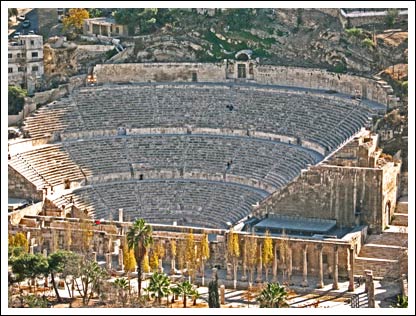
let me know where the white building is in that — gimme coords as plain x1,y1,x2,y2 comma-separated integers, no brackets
8,35,44,94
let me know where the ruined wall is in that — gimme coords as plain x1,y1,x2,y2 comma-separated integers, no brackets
254,165,384,233
31,75,85,105
339,9,408,28
254,65,389,106
382,161,402,227
8,165,43,202
93,62,226,84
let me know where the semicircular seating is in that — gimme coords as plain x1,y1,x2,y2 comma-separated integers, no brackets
14,82,375,229
22,83,371,152
50,179,269,229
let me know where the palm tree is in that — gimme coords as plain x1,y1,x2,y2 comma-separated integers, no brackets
114,277,129,307
174,280,194,308
127,218,153,297
147,272,171,305
256,282,289,308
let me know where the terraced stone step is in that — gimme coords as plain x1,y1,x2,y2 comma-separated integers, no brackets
391,213,408,226
365,231,408,247
355,257,399,279
358,243,406,259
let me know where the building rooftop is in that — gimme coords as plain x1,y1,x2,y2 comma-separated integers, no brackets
254,215,337,234
84,17,118,25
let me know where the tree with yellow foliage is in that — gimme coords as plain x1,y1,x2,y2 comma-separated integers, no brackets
262,230,274,282
245,234,257,286
227,229,240,289
9,232,29,253
142,254,151,273
177,239,185,274
123,244,137,294
149,249,159,272
198,233,210,286
63,8,89,32
185,231,196,282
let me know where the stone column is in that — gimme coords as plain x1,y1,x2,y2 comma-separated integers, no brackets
332,246,339,290
105,253,112,270
272,241,278,282
91,251,97,262
158,258,164,273
118,248,124,271
348,247,355,292
118,208,123,222
288,247,293,285
29,245,34,254
256,244,263,283
301,244,308,287
226,262,232,280
43,248,48,258
317,245,324,288
211,267,218,280
365,270,375,307
220,285,225,305
170,257,176,274
241,241,247,281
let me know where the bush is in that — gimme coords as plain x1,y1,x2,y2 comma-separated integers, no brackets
345,27,363,37
8,85,27,115
362,38,375,48
385,9,399,27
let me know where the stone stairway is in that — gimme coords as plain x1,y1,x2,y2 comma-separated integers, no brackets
392,196,408,226
355,224,407,280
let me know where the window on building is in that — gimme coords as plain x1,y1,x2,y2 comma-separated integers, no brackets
8,68,13,73
18,67,25,72
192,72,197,82
32,65,39,72
8,53,12,58
116,26,120,34
30,40,34,45
32,52,38,58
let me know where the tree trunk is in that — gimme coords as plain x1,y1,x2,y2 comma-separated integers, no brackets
233,261,237,289
137,261,142,297
183,294,187,308
201,261,205,286
50,272,62,302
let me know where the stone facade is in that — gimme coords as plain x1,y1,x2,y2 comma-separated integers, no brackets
8,165,43,202
93,62,226,84
253,130,401,234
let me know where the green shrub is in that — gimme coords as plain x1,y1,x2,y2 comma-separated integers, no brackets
8,85,27,115
345,27,363,37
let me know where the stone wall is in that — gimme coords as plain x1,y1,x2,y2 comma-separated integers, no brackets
93,62,226,84
254,65,389,106
253,131,402,233
31,75,85,105
8,165,43,202
254,165,384,232
339,9,408,28
92,62,390,107
8,100,36,126
382,161,402,227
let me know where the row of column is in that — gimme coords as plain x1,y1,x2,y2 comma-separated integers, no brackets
224,243,354,291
